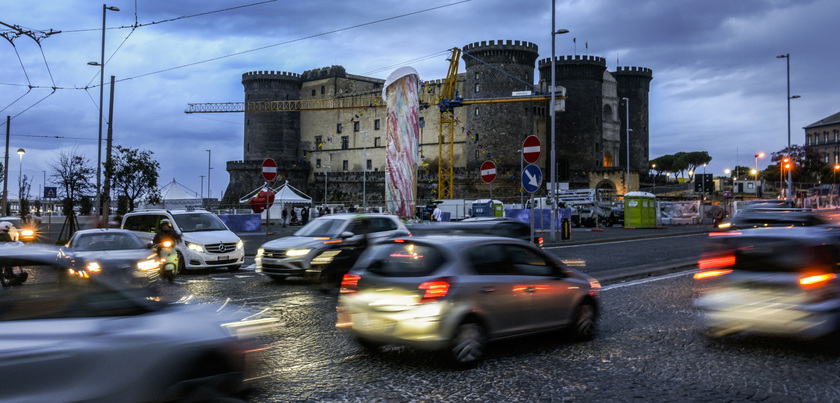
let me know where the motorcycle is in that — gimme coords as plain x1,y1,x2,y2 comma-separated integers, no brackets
155,239,179,283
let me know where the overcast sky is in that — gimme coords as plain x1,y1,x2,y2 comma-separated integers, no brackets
2,0,837,200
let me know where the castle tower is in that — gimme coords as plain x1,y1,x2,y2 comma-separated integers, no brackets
462,40,541,199
222,71,303,205
612,66,653,176
538,55,610,187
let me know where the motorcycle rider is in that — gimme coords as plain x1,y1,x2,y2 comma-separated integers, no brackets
1,221,26,286
153,219,181,281
153,219,181,245
0,221,12,242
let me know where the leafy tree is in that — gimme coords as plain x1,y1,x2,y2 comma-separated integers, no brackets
49,150,94,215
767,145,826,184
650,154,676,180
678,151,712,181
79,196,92,216
110,146,160,212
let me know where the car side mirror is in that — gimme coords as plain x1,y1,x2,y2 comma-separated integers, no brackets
340,231,355,239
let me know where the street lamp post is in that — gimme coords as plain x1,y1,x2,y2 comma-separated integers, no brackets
622,97,631,193
206,150,211,206
323,165,331,207
17,148,24,211
549,0,569,242
90,4,119,219
362,131,367,211
777,54,800,202
754,153,764,198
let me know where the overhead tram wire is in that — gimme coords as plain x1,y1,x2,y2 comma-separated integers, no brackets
2,0,471,127
114,0,471,83
60,0,282,33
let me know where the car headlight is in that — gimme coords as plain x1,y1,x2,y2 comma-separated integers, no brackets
237,240,244,250
186,241,204,253
137,258,161,272
86,262,102,273
285,248,311,257
20,229,35,237
256,247,265,257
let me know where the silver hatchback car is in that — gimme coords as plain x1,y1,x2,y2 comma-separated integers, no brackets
336,235,600,367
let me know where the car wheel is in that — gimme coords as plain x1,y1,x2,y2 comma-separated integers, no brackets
177,251,186,274
446,321,486,368
227,265,241,272
568,303,597,341
271,276,286,284
356,337,382,353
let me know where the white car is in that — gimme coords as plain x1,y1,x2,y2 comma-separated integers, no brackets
0,246,273,401
122,210,245,272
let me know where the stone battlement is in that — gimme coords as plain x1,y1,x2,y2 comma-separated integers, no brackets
537,55,607,68
463,40,538,52
242,71,301,81
613,66,653,77
301,66,347,81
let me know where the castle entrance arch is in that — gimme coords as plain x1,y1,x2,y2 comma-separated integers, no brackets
595,179,617,202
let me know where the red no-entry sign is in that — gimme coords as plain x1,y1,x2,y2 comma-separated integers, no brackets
480,160,497,183
522,135,541,164
262,158,277,181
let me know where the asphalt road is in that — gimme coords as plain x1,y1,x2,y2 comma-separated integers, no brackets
154,262,840,401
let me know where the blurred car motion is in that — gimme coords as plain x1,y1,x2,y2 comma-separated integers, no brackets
694,227,840,339
408,219,542,247
336,235,600,367
256,213,410,283
717,206,832,230
0,246,275,402
59,228,162,285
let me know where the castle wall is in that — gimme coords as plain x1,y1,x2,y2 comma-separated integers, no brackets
224,42,652,208
462,40,544,201
613,66,653,177
538,55,609,188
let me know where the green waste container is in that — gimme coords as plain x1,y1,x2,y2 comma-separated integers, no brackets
623,191,657,228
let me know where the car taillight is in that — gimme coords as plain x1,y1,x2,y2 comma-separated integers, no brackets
418,278,451,303
698,251,735,270
800,273,836,288
340,274,361,294
693,269,732,280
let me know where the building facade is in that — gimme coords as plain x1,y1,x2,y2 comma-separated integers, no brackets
804,110,840,165
222,39,652,208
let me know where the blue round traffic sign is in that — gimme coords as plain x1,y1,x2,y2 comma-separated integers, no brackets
521,164,543,193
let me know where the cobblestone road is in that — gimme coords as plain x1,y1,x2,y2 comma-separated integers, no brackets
160,269,840,402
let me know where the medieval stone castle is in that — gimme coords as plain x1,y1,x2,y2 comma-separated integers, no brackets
221,39,652,208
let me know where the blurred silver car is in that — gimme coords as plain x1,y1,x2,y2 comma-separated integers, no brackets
694,226,840,339
0,247,273,402
59,228,162,285
256,213,410,283
336,235,600,367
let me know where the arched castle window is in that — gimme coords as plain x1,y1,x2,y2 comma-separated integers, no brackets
321,85,325,95
604,151,613,167
603,104,613,122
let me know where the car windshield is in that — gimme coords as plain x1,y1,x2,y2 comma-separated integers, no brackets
294,218,347,237
359,242,445,277
172,213,229,232
71,233,146,251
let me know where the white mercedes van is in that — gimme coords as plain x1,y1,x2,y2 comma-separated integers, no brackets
122,210,245,271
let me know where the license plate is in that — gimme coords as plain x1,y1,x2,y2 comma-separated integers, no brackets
217,255,229,261
353,313,394,333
